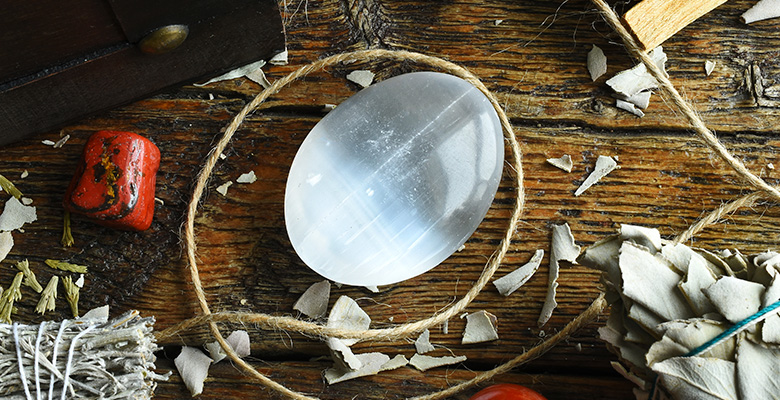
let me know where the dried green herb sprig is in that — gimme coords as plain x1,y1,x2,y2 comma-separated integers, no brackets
62,275,80,318
62,210,74,247
0,173,22,199
0,272,24,323
35,275,59,315
45,259,88,274
16,259,42,293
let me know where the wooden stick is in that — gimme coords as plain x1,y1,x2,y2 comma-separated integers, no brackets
622,0,729,51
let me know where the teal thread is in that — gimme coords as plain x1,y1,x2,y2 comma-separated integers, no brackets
685,299,780,357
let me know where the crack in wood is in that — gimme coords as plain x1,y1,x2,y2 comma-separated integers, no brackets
344,0,391,48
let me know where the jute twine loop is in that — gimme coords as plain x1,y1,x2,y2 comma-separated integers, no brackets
170,49,605,399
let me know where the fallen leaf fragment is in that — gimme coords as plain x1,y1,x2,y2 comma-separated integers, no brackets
408,354,467,371
81,304,109,321
327,337,363,371
462,310,499,344
493,249,544,296
546,155,573,172
620,91,652,109
702,276,764,323
538,223,580,327
379,354,409,371
606,46,667,98
652,356,737,400
175,346,213,396
574,155,618,196
293,280,331,319
53,134,70,148
0,231,12,263
216,181,232,196
226,330,251,357
742,0,780,23
616,99,645,117
704,60,716,76
195,60,266,86
587,45,607,81
346,70,374,88
0,196,37,231
269,49,288,65
324,352,390,384
327,295,370,346
414,329,435,354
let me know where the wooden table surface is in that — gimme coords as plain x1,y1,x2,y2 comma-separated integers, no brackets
2,0,780,399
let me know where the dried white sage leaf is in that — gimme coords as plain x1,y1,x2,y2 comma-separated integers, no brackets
736,336,780,399
195,60,267,86
379,354,409,371
216,181,232,197
327,337,363,371
538,223,580,327
0,231,12,263
175,346,213,396
620,224,662,254
236,171,257,184
704,60,716,76
493,249,544,296
462,310,499,344
619,242,694,321
408,354,467,371
616,99,645,117
346,70,374,88
742,0,780,23
293,280,331,319
702,276,765,323
324,352,391,384
226,330,250,358
574,155,618,196
0,196,37,231
327,296,370,346
546,155,573,172
269,49,289,65
587,45,607,81
414,329,435,354
619,90,652,109
606,46,667,97
679,257,718,315
652,356,737,400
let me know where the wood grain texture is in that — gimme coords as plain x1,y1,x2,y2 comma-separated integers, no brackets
1,0,779,399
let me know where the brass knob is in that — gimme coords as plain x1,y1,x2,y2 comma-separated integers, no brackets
138,25,189,55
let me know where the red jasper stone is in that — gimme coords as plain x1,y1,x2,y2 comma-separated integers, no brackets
469,384,548,400
64,130,161,231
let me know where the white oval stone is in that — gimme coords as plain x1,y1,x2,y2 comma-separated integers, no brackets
285,72,503,286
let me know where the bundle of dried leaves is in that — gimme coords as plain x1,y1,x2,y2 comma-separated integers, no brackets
0,308,166,399
579,225,780,400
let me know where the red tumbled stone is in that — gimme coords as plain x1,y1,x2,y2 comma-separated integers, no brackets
64,130,161,231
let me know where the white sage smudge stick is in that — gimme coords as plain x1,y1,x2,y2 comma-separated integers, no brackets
580,225,780,400
0,310,166,399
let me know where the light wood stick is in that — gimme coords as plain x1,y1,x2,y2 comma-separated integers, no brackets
623,0,729,51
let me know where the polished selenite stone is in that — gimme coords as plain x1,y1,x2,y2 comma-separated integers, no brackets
285,72,503,286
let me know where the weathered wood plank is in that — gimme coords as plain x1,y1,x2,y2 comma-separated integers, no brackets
1,1,779,399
